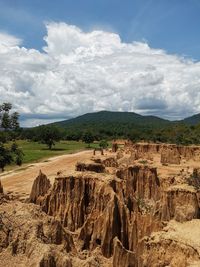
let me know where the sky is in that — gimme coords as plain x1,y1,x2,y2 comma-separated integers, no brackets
0,0,200,126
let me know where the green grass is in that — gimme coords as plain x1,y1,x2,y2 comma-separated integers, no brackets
15,140,102,164
2,140,102,172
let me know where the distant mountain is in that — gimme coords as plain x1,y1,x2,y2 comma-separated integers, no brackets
49,110,174,140
182,113,200,125
52,110,171,129
26,110,200,143
52,110,200,128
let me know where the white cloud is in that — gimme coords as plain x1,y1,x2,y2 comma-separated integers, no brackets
0,22,200,126
0,32,22,47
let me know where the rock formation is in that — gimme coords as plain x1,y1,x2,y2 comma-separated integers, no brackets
42,173,103,231
131,143,161,154
177,145,200,160
112,143,118,153
2,142,200,266
161,146,181,164
76,161,105,173
125,142,200,163
101,157,118,168
113,238,136,267
161,185,200,222
187,168,200,189
93,148,104,156
0,180,3,194
143,220,200,267
0,201,74,267
35,165,162,262
29,170,51,204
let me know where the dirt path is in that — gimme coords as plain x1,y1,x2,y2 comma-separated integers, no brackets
0,150,93,197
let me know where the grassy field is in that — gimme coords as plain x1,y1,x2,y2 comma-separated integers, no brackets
2,140,111,172
8,140,101,166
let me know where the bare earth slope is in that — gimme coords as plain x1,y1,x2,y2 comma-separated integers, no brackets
1,143,200,266
0,150,92,199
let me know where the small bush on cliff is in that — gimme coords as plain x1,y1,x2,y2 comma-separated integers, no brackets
138,160,148,165
136,197,151,214
186,169,200,190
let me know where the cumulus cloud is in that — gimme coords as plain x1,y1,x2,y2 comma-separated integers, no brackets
0,22,200,126
0,32,22,46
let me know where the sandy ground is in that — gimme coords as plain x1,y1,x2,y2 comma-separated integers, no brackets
0,150,93,198
1,147,199,199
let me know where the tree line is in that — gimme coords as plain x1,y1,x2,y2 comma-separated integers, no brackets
20,120,200,146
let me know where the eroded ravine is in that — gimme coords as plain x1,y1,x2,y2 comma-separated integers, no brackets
1,143,200,266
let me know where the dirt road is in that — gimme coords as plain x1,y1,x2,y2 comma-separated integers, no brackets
0,150,92,198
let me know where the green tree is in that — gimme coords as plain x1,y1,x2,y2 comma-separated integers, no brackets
0,143,13,172
0,103,12,131
1,103,12,112
82,132,94,147
0,132,8,143
128,129,141,142
38,126,61,150
0,103,23,172
11,142,24,166
99,139,108,149
0,142,23,172
0,103,20,133
1,112,11,131
10,112,20,130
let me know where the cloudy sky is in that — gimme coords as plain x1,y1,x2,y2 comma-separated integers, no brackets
0,0,200,126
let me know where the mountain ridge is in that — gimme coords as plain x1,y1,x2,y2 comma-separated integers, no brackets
182,113,200,125
51,110,200,128
23,110,200,144
52,110,171,128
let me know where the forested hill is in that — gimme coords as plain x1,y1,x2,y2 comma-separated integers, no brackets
21,110,200,144
50,110,172,141
52,110,200,129
182,113,200,125
53,110,171,128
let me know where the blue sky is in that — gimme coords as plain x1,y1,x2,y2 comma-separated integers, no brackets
0,0,200,59
0,0,200,126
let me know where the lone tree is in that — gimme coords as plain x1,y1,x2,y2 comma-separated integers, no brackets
38,126,61,150
0,103,23,172
82,132,94,147
99,139,108,149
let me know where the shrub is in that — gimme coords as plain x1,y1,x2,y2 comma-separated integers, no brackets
186,169,200,190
